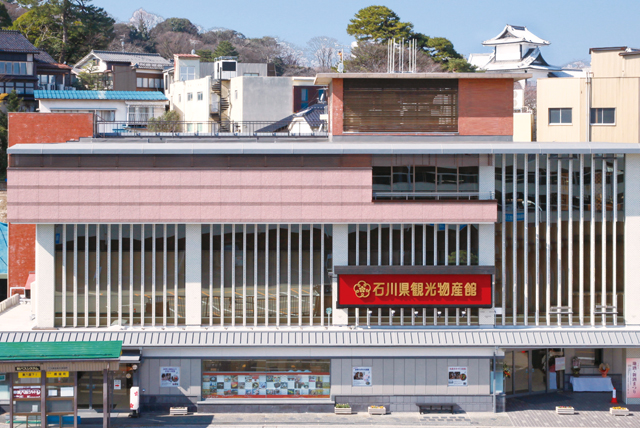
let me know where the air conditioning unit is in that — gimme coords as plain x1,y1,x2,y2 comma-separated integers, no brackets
46,83,55,91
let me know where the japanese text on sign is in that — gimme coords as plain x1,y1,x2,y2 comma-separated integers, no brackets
46,371,69,378
18,372,41,379
628,358,640,399
339,274,492,308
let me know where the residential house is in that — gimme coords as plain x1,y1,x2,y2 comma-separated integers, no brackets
35,90,168,126
166,54,325,132
537,46,640,143
74,50,172,92
0,30,72,108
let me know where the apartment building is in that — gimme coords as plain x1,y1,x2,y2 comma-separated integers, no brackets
538,46,640,143
2,70,640,427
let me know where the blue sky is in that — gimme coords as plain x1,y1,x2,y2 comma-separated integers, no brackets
92,0,640,66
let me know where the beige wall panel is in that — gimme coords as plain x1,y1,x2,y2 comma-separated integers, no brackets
537,78,584,142
591,78,639,143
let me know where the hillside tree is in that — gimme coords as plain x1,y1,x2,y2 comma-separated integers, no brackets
347,5,413,42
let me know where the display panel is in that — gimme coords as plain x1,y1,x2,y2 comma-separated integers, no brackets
338,274,492,308
201,359,330,399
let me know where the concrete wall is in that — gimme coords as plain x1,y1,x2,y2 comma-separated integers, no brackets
170,76,213,123
332,357,492,412
8,169,498,224
229,76,294,122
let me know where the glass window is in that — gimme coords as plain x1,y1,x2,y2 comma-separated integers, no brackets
187,92,193,101
590,108,615,124
197,92,203,101
392,166,413,192
458,167,479,193
201,359,330,399
372,167,391,193
179,66,195,81
137,77,143,87
301,88,308,102
0,62,4,74
549,108,571,124
437,167,457,193
0,373,8,400
415,166,436,192
20,62,26,75
13,63,19,74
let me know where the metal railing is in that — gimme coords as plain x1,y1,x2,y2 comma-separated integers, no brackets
95,120,328,138
373,191,492,201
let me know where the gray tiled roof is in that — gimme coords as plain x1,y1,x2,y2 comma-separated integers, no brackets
0,30,40,53
0,329,638,349
89,50,171,67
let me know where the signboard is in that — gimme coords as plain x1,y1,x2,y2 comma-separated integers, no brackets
627,358,640,399
15,366,40,372
160,367,180,387
46,371,69,378
0,374,5,382
448,367,468,387
60,387,74,397
352,367,372,387
338,274,492,308
13,386,41,399
130,386,140,410
555,357,566,371
18,372,41,379
114,379,122,390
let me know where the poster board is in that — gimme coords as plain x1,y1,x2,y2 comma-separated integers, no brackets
448,367,468,386
352,367,372,387
130,386,140,411
627,358,640,399
555,357,566,371
160,367,180,387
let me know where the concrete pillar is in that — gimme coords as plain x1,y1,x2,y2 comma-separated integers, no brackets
35,224,55,328
332,224,348,325
479,159,496,324
184,224,202,326
625,154,640,325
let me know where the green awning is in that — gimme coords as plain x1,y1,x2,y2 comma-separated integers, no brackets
0,341,122,361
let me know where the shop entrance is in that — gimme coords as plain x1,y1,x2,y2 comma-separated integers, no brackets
503,349,564,396
77,366,131,411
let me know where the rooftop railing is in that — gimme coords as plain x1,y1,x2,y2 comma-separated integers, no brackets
373,191,495,201
95,120,328,138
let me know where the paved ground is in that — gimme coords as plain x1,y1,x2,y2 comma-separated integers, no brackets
1,392,638,428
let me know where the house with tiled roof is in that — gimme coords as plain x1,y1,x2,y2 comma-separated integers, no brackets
35,90,168,129
0,30,72,108
74,50,172,92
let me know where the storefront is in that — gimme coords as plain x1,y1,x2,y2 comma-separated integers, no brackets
0,341,122,428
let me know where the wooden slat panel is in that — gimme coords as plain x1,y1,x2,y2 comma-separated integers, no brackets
343,79,458,133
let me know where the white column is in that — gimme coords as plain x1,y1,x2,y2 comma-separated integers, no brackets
185,224,202,326
35,224,55,329
625,155,640,325
479,158,496,325
332,224,349,325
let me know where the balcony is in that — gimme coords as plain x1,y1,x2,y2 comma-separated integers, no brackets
95,120,329,138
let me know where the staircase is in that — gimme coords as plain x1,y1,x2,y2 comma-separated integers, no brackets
211,80,230,131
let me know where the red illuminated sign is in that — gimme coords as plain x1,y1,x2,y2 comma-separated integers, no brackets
13,386,41,399
338,274,492,308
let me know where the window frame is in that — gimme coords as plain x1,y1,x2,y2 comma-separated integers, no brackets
548,108,572,125
197,91,203,101
187,92,193,102
590,108,616,125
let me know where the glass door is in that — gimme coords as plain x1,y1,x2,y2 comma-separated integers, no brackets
513,351,529,394
530,349,547,393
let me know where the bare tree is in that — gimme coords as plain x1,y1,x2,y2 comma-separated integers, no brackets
306,36,340,71
130,8,164,32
